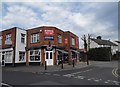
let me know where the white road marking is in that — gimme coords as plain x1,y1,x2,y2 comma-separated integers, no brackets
87,79,91,80
45,73,51,75
94,80,100,82
1,83,12,87
104,81,109,84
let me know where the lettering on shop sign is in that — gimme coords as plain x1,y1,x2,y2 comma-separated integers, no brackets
44,36,54,40
44,30,54,35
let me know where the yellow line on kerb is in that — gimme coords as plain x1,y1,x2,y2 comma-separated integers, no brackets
112,68,119,78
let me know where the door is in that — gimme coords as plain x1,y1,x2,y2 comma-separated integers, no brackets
45,51,53,65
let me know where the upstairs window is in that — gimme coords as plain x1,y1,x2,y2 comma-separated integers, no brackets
58,35,62,43
5,34,12,44
0,36,2,45
72,37,75,45
21,33,25,43
31,33,39,43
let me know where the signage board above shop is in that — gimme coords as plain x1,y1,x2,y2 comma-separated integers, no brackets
44,36,54,40
44,30,54,35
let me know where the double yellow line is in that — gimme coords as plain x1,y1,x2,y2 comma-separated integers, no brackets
112,68,119,78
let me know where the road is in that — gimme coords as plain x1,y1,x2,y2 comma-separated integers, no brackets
2,61,119,86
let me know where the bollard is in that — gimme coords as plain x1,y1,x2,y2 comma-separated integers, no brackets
45,61,47,70
73,59,75,67
61,60,63,69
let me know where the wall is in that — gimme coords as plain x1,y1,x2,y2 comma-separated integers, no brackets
90,40,99,48
15,28,26,63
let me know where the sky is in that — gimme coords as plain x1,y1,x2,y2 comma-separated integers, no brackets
0,0,119,48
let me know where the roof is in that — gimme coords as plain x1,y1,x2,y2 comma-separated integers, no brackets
91,38,118,46
115,41,120,43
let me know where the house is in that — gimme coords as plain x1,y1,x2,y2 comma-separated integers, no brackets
26,26,79,66
114,41,120,52
90,36,118,55
0,27,27,66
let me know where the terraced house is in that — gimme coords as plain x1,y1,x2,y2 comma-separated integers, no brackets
0,26,79,66
0,27,27,66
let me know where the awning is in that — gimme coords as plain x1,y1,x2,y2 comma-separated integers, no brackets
71,50,79,54
56,49,68,54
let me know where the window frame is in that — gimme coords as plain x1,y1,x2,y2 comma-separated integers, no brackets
21,33,25,44
19,51,25,62
29,49,41,62
31,33,39,43
58,35,62,43
5,34,12,44
72,37,75,45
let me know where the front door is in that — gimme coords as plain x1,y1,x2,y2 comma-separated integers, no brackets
45,51,53,65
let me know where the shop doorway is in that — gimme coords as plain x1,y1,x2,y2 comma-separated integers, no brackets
45,51,53,65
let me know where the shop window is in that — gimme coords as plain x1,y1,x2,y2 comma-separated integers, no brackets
72,37,75,45
4,51,12,63
30,50,40,62
58,35,62,43
19,52,25,61
5,34,12,44
0,36,2,45
21,33,25,43
31,33,39,43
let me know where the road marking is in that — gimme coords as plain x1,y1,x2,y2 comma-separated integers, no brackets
45,73,51,75
94,79,100,82
87,79,91,80
104,81,109,84
63,74,74,77
112,68,118,78
1,83,12,87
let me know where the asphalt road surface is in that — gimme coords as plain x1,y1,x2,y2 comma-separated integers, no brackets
2,61,119,86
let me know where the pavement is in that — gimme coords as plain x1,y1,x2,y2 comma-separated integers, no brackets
2,61,118,73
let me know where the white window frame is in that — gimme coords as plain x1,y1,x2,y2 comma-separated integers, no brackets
4,51,13,63
58,35,62,43
31,33,39,43
29,49,41,62
19,51,25,62
5,34,12,44
72,37,75,45
21,33,25,44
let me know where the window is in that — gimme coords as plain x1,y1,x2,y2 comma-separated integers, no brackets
0,36,2,45
31,33,39,43
30,50,40,61
72,37,75,45
58,35,62,43
21,33,25,43
19,52,25,61
4,51,12,63
5,34,12,44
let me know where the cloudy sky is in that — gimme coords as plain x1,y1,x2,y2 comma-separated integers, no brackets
1,0,118,48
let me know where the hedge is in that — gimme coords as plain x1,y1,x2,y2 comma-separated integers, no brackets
88,47,112,61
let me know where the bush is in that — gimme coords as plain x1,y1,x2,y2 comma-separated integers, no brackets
88,47,112,61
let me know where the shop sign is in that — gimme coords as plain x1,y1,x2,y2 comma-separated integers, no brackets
44,36,54,40
44,30,54,35
46,45,53,51
65,38,68,44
